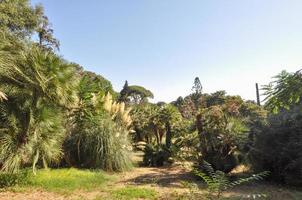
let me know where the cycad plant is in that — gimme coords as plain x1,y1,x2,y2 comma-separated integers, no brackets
194,161,269,199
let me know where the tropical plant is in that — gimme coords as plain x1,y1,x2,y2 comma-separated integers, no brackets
249,103,302,186
143,144,171,167
160,104,182,149
196,105,249,173
263,69,302,113
0,41,78,173
194,161,269,199
64,84,133,171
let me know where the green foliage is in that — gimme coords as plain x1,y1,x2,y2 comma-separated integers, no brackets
0,0,42,37
119,82,154,104
0,170,29,188
197,106,249,173
194,161,269,199
249,103,302,186
65,88,132,171
79,71,114,98
131,103,182,150
0,39,78,173
112,187,157,200
263,70,302,113
143,144,172,167
0,0,59,49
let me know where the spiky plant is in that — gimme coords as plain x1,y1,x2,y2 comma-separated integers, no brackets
0,35,78,173
193,161,270,199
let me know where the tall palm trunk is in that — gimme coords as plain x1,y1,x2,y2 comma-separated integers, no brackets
165,121,172,149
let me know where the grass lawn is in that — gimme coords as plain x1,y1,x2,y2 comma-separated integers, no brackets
26,168,113,192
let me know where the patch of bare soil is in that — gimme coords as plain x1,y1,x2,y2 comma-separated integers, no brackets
116,164,198,198
0,190,65,200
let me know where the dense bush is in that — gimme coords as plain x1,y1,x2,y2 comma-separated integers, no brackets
143,144,172,167
0,171,29,188
197,106,250,173
249,104,302,186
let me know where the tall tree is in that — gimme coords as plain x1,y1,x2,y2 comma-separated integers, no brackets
0,0,59,49
263,70,302,113
37,15,60,50
119,80,129,103
192,77,202,95
160,104,182,149
119,82,153,104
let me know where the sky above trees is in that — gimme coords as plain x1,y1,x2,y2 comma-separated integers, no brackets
31,0,301,102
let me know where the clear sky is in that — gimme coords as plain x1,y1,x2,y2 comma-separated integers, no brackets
31,0,302,102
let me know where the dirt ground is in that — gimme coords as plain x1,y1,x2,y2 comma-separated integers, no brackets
0,153,301,200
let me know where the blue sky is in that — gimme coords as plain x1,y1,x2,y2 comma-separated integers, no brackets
32,0,302,102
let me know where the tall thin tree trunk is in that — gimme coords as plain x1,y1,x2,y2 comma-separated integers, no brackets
165,122,172,149
196,114,206,160
256,83,261,106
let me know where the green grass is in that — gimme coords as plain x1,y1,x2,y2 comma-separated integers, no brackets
25,168,113,192
111,187,158,200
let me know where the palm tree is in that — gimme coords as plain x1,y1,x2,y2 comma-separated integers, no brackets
160,104,182,149
0,44,78,173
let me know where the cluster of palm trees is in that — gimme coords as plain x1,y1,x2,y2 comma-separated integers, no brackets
0,30,132,173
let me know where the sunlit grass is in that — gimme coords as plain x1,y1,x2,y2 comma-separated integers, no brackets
26,168,113,192
111,187,158,200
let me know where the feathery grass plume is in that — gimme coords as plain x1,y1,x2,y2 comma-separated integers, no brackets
65,92,133,172
103,93,133,129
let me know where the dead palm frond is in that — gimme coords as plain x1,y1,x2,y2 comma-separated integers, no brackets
0,91,7,101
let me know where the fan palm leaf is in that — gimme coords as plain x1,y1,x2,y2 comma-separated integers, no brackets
0,35,78,173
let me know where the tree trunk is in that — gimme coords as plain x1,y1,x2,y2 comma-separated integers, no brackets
196,114,207,158
154,128,160,145
165,122,172,149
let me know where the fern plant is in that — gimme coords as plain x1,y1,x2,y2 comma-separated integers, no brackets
193,161,270,199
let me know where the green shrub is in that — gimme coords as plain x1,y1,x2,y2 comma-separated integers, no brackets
249,104,302,186
143,144,171,167
64,90,133,172
197,106,249,173
65,116,132,172
0,171,29,188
